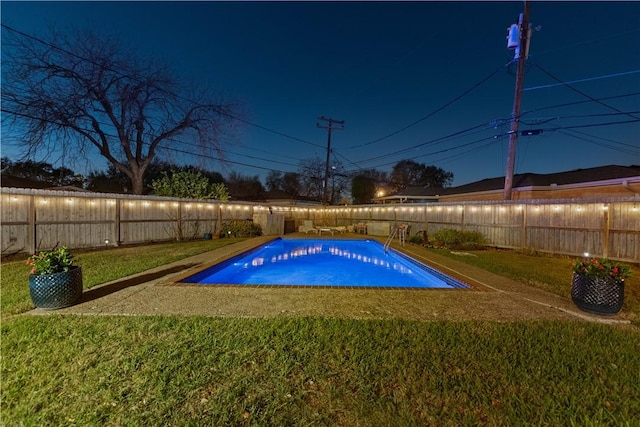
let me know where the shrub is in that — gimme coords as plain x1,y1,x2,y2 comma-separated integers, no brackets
408,230,427,246
430,228,486,250
219,220,262,238
151,170,229,200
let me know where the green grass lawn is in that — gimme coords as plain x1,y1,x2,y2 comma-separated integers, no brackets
2,316,639,425
2,239,639,425
0,238,245,317
429,247,640,317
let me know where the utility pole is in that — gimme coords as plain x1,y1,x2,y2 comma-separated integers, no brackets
504,0,531,200
317,116,344,205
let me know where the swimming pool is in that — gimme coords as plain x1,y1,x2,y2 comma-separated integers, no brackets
181,238,469,289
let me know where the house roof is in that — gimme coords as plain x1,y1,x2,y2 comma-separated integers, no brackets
1,174,91,192
242,190,321,205
262,189,298,200
0,175,56,189
450,165,640,194
378,165,640,200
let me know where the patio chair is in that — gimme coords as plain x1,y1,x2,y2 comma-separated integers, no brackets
332,226,347,234
299,220,318,233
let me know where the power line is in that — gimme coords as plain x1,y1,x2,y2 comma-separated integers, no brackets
520,110,640,125
1,106,305,170
342,61,512,149
337,93,640,171
546,118,640,131
520,91,640,117
430,139,503,168
161,137,302,169
561,128,639,151
532,25,640,58
533,64,640,122
557,130,640,157
524,69,640,92
346,121,495,166
344,133,507,172
342,115,639,174
1,107,303,177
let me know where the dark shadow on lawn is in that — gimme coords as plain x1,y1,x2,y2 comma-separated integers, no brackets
78,264,199,303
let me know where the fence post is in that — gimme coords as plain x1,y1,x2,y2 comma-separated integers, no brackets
521,204,527,250
425,206,430,237
28,194,36,255
114,199,121,246
461,205,466,231
176,201,183,241
603,203,610,258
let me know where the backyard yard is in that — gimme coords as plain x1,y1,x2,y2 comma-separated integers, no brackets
1,237,639,425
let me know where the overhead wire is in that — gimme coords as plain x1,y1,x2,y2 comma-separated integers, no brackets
557,130,640,157
342,60,513,150
520,91,640,117
523,69,640,92
343,121,496,167
531,63,640,121
1,108,304,176
344,114,639,173
544,118,640,132
531,25,640,58
1,105,305,171
562,128,639,151
520,110,640,125
346,133,507,171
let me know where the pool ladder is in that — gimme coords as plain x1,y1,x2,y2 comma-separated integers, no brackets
384,225,407,252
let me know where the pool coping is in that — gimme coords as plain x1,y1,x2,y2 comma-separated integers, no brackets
27,235,632,324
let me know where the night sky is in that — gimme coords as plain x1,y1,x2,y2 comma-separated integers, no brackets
2,1,639,187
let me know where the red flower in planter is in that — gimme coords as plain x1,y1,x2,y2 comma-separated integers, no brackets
26,246,75,276
573,257,632,281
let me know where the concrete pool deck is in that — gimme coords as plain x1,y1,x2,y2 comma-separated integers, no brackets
30,235,631,324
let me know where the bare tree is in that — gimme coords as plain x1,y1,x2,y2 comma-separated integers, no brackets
265,170,284,192
297,157,325,201
282,172,302,197
2,27,237,194
296,156,348,204
265,170,302,197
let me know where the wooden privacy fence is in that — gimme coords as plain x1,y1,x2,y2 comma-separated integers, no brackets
1,188,263,256
275,197,640,263
2,188,639,263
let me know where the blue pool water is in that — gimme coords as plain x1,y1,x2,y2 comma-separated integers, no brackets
181,238,468,289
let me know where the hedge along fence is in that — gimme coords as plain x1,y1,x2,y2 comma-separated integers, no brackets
2,188,639,263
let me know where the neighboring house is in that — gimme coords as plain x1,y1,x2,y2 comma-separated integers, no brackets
258,190,321,206
0,174,90,192
0,175,56,190
374,165,640,203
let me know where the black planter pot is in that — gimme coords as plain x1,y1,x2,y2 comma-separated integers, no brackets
571,273,624,315
29,267,83,310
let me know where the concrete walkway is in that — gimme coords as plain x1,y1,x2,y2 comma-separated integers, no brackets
30,236,631,324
